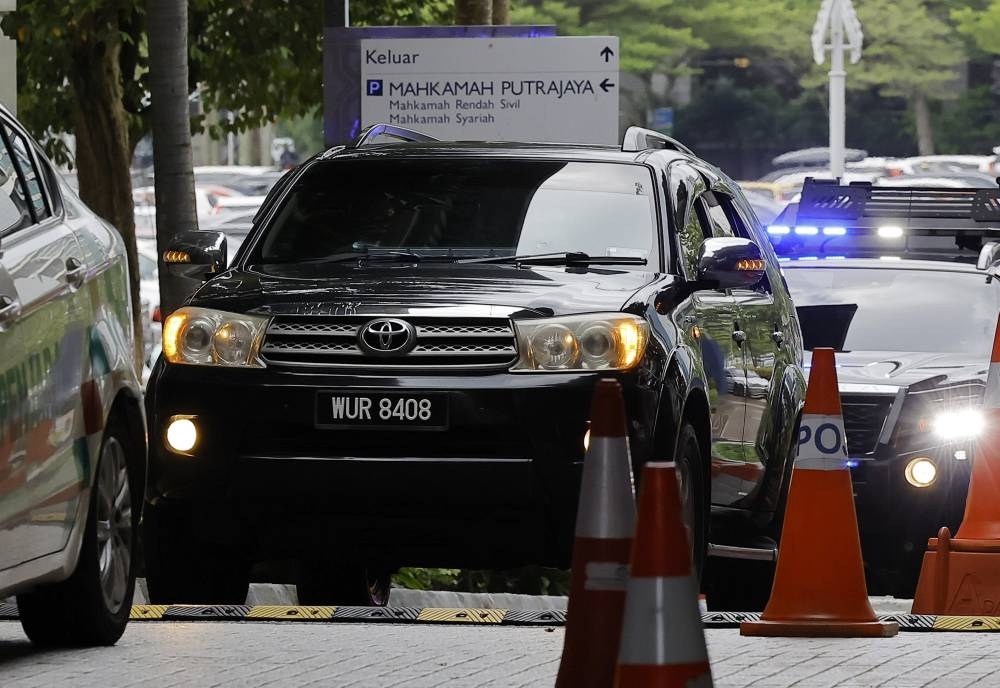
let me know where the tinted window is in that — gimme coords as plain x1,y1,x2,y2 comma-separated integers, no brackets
256,160,658,268
702,196,735,238
4,126,50,222
0,131,31,234
784,266,1000,354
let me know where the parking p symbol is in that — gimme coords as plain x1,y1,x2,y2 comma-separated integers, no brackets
367,79,384,97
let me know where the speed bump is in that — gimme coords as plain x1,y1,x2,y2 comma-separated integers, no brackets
163,604,251,620
416,608,506,624
880,614,936,631
703,611,761,628
130,605,168,620
246,605,335,621
332,606,421,622
0,601,17,620
502,609,566,626
933,616,1000,631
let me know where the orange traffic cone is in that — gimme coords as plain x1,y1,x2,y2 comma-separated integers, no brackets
741,348,898,637
614,462,712,688
912,316,1000,615
556,379,637,688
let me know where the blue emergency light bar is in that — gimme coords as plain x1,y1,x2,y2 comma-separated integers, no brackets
770,178,1000,238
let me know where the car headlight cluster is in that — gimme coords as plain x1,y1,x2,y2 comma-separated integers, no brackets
162,307,270,367
510,314,649,372
933,408,985,441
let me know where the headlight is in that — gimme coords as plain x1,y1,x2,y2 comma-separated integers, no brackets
162,307,269,367
510,314,649,372
933,408,985,441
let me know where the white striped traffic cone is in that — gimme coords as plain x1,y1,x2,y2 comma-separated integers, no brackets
614,462,712,688
555,379,636,688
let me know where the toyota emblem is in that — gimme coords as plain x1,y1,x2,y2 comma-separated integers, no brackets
358,318,416,356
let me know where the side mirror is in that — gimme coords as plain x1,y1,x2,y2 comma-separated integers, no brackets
162,230,227,281
696,237,766,290
977,241,1000,271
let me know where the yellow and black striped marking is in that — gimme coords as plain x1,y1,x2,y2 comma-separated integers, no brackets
246,606,335,620
416,608,506,624
130,605,169,620
933,616,1000,632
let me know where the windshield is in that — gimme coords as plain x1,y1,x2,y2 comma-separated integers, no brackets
784,266,1000,354
255,159,658,268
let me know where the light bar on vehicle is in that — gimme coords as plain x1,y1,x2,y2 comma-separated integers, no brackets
789,177,1000,234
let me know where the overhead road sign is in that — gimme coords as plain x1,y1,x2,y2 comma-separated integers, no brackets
324,25,556,146
360,36,620,145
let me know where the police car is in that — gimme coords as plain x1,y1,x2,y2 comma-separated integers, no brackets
771,178,1000,596
0,106,146,645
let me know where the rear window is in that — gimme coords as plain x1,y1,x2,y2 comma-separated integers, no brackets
254,159,658,268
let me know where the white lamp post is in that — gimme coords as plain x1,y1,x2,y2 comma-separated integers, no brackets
812,0,863,179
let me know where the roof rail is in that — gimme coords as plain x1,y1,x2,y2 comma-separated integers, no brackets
345,124,439,149
621,126,694,156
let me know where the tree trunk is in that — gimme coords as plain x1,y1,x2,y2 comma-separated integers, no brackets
69,23,144,372
492,0,509,25
456,0,491,25
147,0,199,317
914,93,935,156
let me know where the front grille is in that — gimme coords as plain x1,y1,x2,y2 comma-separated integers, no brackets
841,396,893,454
261,315,519,369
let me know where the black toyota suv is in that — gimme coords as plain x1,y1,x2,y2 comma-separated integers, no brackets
770,178,1000,596
144,125,806,606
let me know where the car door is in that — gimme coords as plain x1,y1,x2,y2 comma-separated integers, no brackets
0,118,91,569
667,162,749,507
0,128,31,571
702,184,790,500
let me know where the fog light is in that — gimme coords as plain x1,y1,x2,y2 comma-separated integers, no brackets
166,417,198,453
583,427,591,452
905,457,937,488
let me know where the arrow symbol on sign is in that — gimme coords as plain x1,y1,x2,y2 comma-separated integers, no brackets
600,78,615,93
601,46,614,62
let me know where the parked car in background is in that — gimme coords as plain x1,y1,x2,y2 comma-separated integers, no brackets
0,105,146,645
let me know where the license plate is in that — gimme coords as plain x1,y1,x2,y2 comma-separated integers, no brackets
316,391,448,429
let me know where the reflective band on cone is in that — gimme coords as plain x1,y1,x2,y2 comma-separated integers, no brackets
741,348,898,638
556,379,636,688
614,462,713,688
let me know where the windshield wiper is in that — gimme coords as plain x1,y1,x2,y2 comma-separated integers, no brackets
297,250,430,265
459,251,647,266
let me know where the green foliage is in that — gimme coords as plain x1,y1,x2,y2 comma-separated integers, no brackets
392,567,462,590
934,86,1000,154
953,1,1000,54
801,0,966,101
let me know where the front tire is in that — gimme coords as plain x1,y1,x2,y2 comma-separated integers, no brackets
296,561,391,606
675,421,708,580
17,417,139,646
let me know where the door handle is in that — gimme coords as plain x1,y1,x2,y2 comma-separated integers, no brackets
732,329,746,346
0,294,21,325
772,330,784,347
65,257,86,287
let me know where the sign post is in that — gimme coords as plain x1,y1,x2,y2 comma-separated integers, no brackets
359,36,619,144
0,0,16,114
812,0,863,179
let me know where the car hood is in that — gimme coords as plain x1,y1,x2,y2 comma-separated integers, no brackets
804,349,989,389
190,263,659,317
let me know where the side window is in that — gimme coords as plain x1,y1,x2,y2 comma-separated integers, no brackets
677,199,711,279
701,192,736,238
4,125,51,223
0,128,32,235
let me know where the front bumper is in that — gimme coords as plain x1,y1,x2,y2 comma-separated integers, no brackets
144,361,651,568
850,444,972,590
